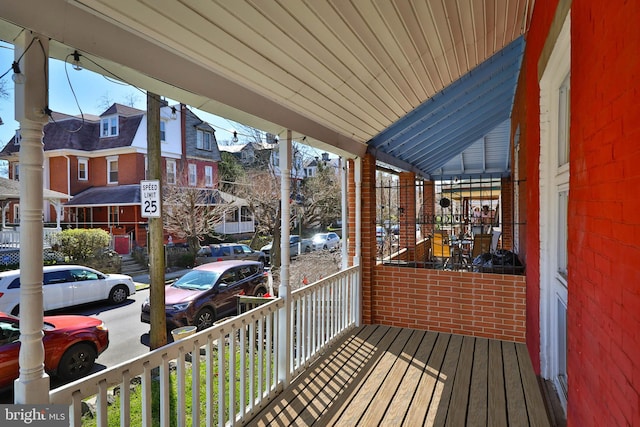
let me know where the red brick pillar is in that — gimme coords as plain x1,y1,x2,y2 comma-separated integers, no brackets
347,159,356,266
501,177,513,250
422,180,436,237
399,172,416,262
360,153,377,325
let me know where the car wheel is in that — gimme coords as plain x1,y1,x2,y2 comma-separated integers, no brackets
58,343,97,381
323,244,328,250
304,246,311,253
109,285,129,304
254,287,267,297
10,305,19,316
195,308,215,331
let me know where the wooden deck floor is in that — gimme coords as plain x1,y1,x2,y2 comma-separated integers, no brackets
249,325,551,426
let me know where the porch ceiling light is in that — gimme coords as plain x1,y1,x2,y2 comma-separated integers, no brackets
232,131,238,142
72,50,83,71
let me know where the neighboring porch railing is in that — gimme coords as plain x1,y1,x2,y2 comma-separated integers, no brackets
49,265,361,427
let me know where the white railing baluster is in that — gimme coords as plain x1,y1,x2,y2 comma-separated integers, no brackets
228,324,236,427
142,362,152,427
206,336,214,427
120,369,130,427
160,354,170,427
239,321,246,419
192,339,200,427
177,347,186,427
248,317,255,410
217,331,225,427
265,310,272,395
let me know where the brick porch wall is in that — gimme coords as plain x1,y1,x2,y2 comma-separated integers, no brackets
372,265,526,343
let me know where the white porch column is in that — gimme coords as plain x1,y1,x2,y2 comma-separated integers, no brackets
13,32,50,404
354,157,362,327
278,130,292,386
340,157,348,270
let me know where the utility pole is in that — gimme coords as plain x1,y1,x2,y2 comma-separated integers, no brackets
147,92,167,349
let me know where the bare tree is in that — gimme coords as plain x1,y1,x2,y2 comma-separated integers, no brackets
0,79,9,100
299,161,341,229
122,91,140,107
97,92,114,111
162,174,230,256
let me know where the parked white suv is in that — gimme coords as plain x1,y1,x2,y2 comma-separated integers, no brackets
0,265,136,315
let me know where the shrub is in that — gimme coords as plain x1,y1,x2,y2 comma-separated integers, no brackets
55,228,111,263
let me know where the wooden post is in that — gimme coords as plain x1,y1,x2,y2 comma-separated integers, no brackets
147,92,167,349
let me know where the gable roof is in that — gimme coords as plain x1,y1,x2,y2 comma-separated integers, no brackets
0,103,144,156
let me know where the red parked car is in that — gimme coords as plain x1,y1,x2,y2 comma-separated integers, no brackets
0,312,109,390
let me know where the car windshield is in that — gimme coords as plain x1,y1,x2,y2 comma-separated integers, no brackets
172,271,219,291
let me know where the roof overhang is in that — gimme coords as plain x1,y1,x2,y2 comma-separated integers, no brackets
0,1,530,174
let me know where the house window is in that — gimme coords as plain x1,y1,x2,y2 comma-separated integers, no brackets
101,116,118,137
272,150,279,167
107,156,118,184
13,130,21,146
109,206,119,224
166,159,176,185
225,208,239,222
205,166,213,187
160,121,167,142
13,204,19,223
78,158,88,181
197,129,212,150
240,206,252,222
188,164,197,186
12,164,19,181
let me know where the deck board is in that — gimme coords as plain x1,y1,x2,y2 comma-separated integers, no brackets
467,337,489,426
247,326,551,426
380,330,437,425
445,335,476,426
405,332,451,425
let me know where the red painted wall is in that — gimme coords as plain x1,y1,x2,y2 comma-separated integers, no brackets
511,0,561,375
567,2,640,425
514,1,640,424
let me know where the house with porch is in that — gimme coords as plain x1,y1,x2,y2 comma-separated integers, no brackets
0,0,638,425
0,102,255,251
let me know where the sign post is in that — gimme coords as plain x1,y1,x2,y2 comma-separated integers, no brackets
140,180,161,218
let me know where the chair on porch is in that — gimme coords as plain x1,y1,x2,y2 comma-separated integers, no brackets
472,233,492,258
430,231,451,269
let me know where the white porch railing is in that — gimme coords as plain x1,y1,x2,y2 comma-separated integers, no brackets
0,227,61,247
49,265,360,427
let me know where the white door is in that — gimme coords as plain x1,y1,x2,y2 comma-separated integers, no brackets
539,12,570,410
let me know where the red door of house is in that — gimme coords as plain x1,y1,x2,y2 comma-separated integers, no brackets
114,235,130,255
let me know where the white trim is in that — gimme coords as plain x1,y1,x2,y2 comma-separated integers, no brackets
78,157,88,181
539,10,570,411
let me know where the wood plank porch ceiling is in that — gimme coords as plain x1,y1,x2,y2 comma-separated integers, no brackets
0,0,531,173
251,325,550,426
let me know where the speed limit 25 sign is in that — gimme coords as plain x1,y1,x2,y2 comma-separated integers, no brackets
140,180,161,218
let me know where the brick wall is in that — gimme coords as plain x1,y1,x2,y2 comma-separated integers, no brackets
567,2,640,425
360,154,377,324
372,265,526,342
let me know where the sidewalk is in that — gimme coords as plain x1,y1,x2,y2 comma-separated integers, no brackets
132,268,190,290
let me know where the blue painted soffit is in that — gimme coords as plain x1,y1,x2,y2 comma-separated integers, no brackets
367,36,525,179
